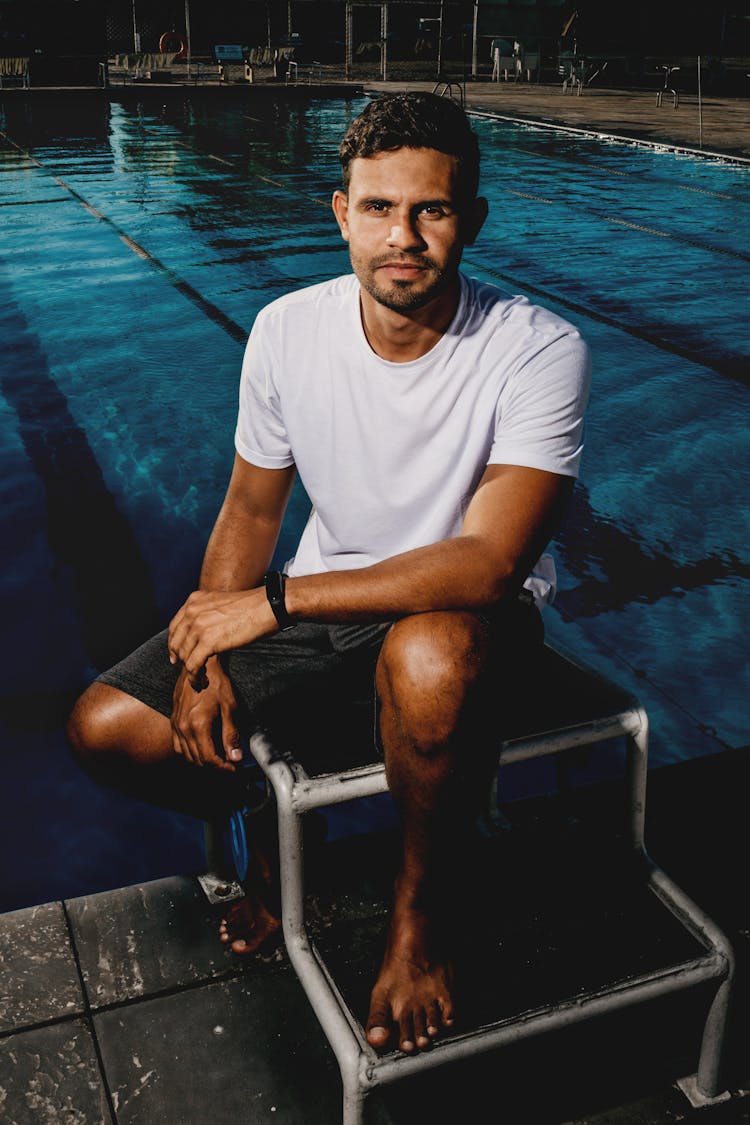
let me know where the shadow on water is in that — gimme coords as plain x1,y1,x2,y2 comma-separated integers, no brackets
554,481,750,620
0,273,163,700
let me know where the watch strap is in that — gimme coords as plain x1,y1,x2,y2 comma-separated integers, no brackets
264,570,296,631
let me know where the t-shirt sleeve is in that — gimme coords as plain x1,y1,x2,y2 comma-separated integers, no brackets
489,326,592,477
234,310,295,469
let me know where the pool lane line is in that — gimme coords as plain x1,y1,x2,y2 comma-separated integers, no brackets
0,127,250,345
141,125,330,206
7,125,743,380
465,107,750,168
463,252,750,387
142,117,746,261
475,131,745,202
500,185,750,265
106,122,750,380
50,172,249,342
142,117,748,261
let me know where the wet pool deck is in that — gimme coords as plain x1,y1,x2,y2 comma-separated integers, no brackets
1,77,749,1123
366,79,750,162
1,745,749,1124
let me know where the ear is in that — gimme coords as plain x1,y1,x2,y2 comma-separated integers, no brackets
332,189,350,241
461,196,489,246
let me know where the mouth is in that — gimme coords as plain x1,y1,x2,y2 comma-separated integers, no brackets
376,260,430,279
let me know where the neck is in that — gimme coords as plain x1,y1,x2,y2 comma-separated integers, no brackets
359,279,461,363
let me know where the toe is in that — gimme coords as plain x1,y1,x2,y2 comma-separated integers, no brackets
398,1013,416,1054
413,1010,431,1050
439,995,455,1028
425,1000,442,1037
366,1025,390,1050
366,995,392,1051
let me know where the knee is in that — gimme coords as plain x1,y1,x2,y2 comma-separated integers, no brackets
377,612,487,747
66,683,126,768
379,611,486,691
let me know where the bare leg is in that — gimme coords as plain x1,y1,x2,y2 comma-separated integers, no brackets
67,682,282,953
366,611,497,1054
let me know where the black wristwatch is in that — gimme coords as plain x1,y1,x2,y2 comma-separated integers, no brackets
264,571,296,631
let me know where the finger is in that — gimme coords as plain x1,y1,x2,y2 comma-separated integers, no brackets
183,638,214,686
172,724,196,764
167,609,187,665
192,665,209,693
222,710,243,764
185,717,234,772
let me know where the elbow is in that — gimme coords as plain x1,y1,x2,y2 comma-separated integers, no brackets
475,556,520,607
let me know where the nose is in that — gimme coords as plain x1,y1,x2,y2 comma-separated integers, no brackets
385,209,426,250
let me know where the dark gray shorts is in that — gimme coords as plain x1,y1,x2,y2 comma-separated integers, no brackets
97,597,544,772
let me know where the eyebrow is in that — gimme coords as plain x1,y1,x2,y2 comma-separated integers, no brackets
357,197,456,210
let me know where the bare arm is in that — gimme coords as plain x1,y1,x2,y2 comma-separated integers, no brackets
168,453,295,769
284,463,572,620
169,463,573,681
199,452,297,592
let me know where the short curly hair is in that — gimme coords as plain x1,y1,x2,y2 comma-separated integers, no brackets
339,92,480,206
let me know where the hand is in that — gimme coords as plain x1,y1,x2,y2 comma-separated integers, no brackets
171,658,243,771
168,586,278,688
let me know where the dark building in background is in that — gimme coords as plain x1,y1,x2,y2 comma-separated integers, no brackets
0,0,107,85
0,0,748,90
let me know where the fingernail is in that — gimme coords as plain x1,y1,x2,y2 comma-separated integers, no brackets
229,747,243,761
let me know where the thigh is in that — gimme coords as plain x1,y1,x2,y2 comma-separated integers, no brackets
96,628,178,719
476,593,547,734
225,621,391,771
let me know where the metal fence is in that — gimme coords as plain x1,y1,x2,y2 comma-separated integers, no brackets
104,0,510,84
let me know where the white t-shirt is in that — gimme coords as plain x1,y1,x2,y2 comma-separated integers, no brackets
235,272,591,604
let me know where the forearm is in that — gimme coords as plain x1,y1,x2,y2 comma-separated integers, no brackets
284,536,516,625
197,455,296,593
199,507,280,593
283,464,572,625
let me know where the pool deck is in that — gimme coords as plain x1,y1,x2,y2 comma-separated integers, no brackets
2,745,749,1124
366,79,750,162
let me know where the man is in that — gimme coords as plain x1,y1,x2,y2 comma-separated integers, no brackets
68,92,590,1056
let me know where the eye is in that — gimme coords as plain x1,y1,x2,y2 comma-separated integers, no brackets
365,200,390,213
418,204,448,219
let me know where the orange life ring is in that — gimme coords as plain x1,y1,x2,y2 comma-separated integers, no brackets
159,31,188,59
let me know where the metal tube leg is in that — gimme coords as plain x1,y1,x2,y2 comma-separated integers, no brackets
625,709,649,855
342,1076,366,1125
276,800,306,941
203,817,226,873
695,970,735,1099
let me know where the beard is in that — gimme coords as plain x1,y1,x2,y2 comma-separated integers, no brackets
351,251,457,313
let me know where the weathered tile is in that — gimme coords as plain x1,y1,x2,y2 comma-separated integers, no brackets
66,875,240,1008
0,1018,112,1124
0,901,84,1032
94,971,342,1124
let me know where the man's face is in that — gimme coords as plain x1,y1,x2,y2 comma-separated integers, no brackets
332,147,483,315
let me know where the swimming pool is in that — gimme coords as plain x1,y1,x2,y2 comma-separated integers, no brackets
1,90,748,911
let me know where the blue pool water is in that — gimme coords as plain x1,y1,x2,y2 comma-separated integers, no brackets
1,91,748,912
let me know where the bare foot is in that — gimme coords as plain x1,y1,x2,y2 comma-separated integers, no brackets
219,892,281,955
365,897,454,1054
